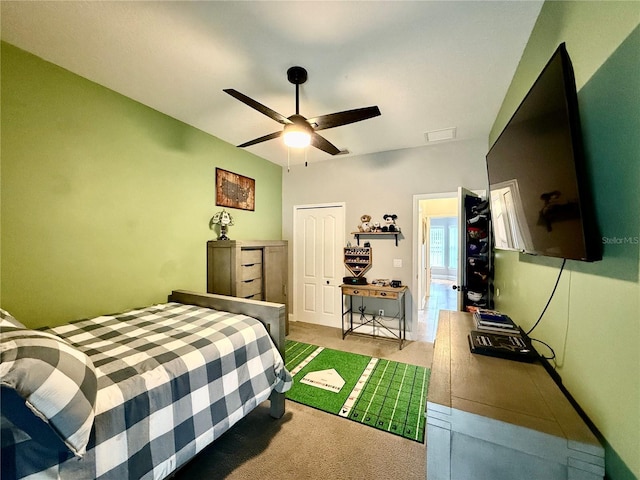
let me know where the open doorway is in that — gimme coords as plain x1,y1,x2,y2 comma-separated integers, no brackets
413,193,458,342
428,216,458,286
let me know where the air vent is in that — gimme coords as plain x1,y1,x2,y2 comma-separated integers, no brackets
424,127,457,143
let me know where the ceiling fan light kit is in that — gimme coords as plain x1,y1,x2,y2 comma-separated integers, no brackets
283,128,311,148
224,66,380,158
283,115,313,148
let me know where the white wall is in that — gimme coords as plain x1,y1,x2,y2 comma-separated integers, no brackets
282,138,488,334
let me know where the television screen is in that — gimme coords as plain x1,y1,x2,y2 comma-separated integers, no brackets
486,43,600,262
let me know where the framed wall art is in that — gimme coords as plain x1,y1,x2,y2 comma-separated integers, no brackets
215,168,255,211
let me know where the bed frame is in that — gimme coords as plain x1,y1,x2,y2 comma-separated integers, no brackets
168,289,286,419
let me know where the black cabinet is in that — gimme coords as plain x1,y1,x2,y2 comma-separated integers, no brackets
461,195,493,310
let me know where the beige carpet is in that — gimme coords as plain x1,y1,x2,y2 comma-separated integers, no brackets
174,322,434,480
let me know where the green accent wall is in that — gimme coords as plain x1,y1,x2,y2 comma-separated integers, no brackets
1,42,283,329
490,3,639,479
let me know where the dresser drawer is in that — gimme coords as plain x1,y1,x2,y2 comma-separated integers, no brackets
342,286,370,297
241,248,263,266
243,292,262,301
370,289,399,300
240,263,262,281
238,278,262,298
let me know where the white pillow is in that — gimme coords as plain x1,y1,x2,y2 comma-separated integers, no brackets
0,324,97,457
0,308,25,328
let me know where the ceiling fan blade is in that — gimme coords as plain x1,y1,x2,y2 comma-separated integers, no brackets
307,106,381,131
224,89,291,125
310,132,342,155
237,131,282,148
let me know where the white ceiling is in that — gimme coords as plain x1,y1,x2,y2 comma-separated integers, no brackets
1,1,543,166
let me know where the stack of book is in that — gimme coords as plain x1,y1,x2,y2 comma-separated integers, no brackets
473,309,520,334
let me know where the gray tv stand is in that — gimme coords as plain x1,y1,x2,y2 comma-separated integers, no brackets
426,310,604,480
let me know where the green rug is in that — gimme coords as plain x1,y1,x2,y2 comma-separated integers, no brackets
285,340,430,442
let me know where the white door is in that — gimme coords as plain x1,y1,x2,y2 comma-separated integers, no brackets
293,204,345,327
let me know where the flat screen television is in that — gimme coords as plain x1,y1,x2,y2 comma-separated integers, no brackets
486,43,601,262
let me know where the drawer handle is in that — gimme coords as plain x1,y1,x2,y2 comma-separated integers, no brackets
243,264,255,267
243,279,254,283
380,292,387,296
353,290,359,294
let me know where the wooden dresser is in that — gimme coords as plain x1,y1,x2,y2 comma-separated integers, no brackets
426,310,604,480
206,240,288,329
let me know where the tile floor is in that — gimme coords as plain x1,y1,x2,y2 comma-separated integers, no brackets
415,279,457,342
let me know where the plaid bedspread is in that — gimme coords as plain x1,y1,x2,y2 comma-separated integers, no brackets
1,302,291,480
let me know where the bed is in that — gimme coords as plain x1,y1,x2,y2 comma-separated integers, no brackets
0,290,292,480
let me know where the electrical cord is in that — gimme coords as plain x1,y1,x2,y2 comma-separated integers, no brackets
529,337,557,362
525,258,567,336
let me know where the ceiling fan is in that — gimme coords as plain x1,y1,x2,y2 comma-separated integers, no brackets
224,66,381,155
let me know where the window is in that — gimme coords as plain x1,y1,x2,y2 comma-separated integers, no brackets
430,226,445,267
448,225,458,268
429,217,458,282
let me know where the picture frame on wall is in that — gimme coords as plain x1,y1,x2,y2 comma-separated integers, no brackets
215,168,255,211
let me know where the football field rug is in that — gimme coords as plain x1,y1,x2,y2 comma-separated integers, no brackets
284,340,430,442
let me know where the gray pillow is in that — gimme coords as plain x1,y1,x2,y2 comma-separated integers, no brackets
0,324,97,457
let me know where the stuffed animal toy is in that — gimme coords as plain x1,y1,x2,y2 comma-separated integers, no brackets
372,222,382,232
381,214,398,232
358,214,372,232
